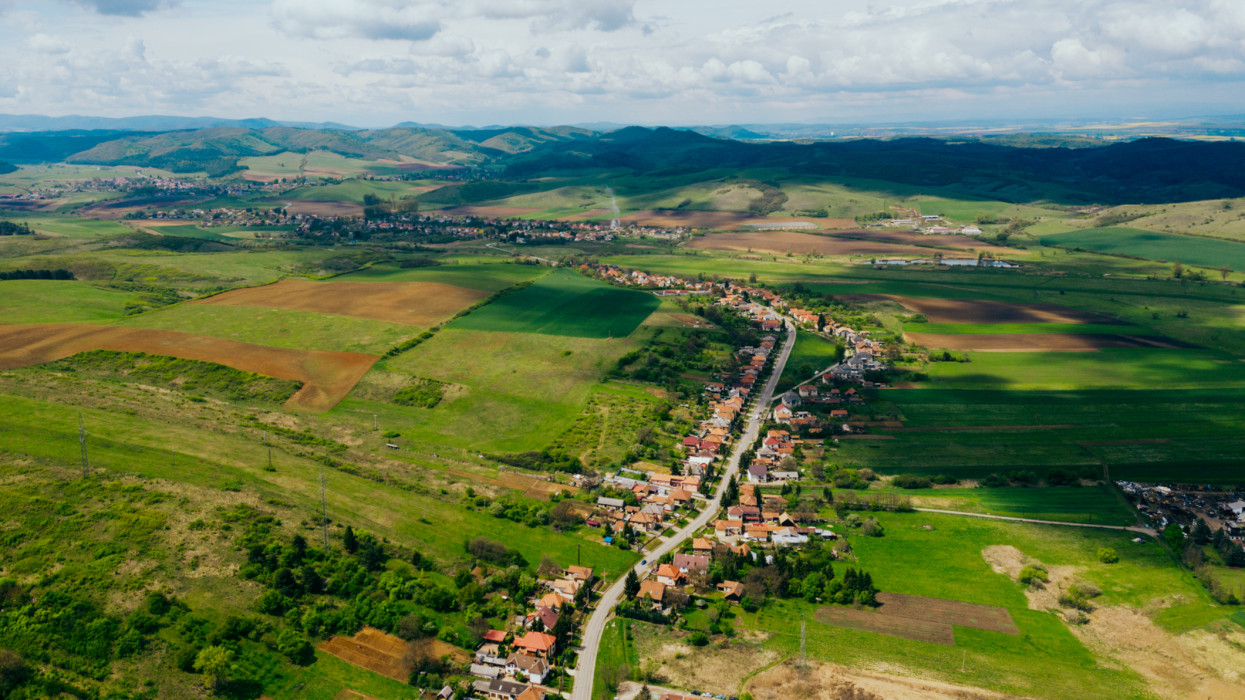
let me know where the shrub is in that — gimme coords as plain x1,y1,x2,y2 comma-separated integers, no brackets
1018,566,1049,586
392,378,445,408
687,631,708,646
891,474,932,489
1096,547,1119,564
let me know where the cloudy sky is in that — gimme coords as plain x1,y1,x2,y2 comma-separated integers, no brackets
0,0,1243,127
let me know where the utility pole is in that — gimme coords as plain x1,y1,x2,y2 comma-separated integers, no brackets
799,613,807,671
373,414,378,431
319,463,329,550
77,411,90,475
267,444,273,471
78,412,89,479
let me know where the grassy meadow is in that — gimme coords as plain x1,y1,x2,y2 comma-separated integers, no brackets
1040,226,1245,271
451,268,661,338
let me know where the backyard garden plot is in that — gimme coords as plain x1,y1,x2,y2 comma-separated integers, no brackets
316,627,470,683
1040,227,1245,271
0,323,376,411
193,279,489,326
451,268,660,338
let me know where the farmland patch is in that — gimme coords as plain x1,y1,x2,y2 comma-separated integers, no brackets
1040,227,1245,271
814,605,955,645
849,295,1122,324
193,279,488,326
689,230,939,257
451,268,659,338
904,332,1193,352
0,323,376,411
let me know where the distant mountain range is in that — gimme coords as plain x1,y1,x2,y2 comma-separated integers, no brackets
1,119,1243,205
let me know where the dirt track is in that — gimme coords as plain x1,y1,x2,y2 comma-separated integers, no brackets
193,279,489,326
904,332,1190,352
0,323,376,411
689,230,940,256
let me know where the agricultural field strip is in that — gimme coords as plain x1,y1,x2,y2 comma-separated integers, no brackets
0,323,376,411
913,508,1153,534
192,278,490,327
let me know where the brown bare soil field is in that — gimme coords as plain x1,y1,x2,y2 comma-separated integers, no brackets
561,208,613,221
318,627,414,682
849,295,1122,324
875,592,1019,635
193,279,488,326
622,210,834,230
814,606,954,644
904,332,1191,352
689,231,938,257
0,323,376,411
436,205,541,217
820,218,860,229
284,200,364,217
835,229,1000,252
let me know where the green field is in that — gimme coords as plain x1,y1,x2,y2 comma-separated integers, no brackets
918,349,1245,390
838,387,1245,482
1,213,133,238
117,303,418,353
896,484,1136,525
451,268,661,338
775,331,842,393
0,280,137,323
341,261,546,291
909,322,1158,335
730,511,1231,700
1040,227,1245,271
337,326,643,453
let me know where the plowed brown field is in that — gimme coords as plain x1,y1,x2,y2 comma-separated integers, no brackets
318,627,412,682
193,279,488,326
834,229,1000,252
904,332,1191,352
0,324,376,411
847,295,1121,324
689,230,936,256
284,200,364,217
814,606,955,645
875,592,1020,634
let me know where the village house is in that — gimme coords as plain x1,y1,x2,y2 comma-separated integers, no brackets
505,652,549,684
639,579,667,608
672,552,710,573
718,580,744,601
513,631,557,658
655,563,686,587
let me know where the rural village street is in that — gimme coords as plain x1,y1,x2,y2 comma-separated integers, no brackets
571,319,798,700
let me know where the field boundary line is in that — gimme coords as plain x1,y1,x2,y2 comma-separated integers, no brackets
913,507,1156,535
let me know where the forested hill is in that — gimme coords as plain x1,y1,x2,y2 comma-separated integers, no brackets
1,123,1243,204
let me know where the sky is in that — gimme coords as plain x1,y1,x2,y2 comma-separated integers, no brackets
0,0,1243,127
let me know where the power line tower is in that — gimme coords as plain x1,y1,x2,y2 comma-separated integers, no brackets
319,463,329,551
78,412,89,479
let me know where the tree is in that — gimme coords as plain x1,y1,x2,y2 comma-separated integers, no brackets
624,569,640,599
1163,523,1185,553
0,649,30,694
1096,547,1119,564
1192,519,1212,545
637,684,653,700
343,526,358,553
276,629,313,665
1172,261,1184,279
194,646,234,691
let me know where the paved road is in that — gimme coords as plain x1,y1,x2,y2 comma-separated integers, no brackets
913,507,1156,536
571,319,797,700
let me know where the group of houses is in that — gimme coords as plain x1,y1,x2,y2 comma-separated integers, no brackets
595,265,714,293
468,566,597,699
712,482,835,547
593,472,704,537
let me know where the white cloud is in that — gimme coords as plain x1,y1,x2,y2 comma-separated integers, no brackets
66,0,177,16
3,0,1245,125
26,33,71,54
271,0,446,41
